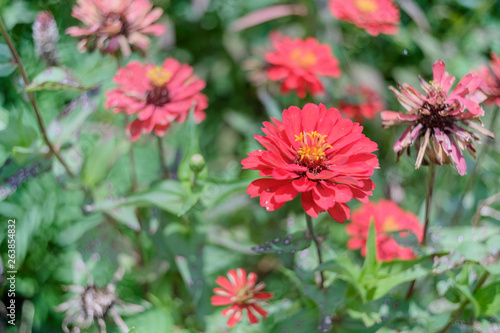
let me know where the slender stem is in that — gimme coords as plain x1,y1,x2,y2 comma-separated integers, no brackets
306,213,324,289
422,163,436,246
0,17,74,177
450,107,499,226
157,136,170,179
124,115,138,192
406,164,436,299
438,271,490,333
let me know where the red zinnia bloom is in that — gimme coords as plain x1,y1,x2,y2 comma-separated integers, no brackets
346,200,423,261
242,103,378,223
474,52,500,106
66,0,165,57
105,59,208,141
211,268,273,328
382,59,494,175
265,34,341,98
339,85,384,123
329,0,400,36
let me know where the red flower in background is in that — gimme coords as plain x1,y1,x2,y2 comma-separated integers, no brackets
329,0,400,36
346,200,423,261
265,34,341,98
382,59,494,175
106,59,208,141
339,85,384,123
242,104,378,223
211,268,273,328
474,52,500,106
66,0,165,57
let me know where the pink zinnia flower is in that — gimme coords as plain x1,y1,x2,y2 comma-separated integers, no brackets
66,0,166,57
382,59,494,175
474,52,500,106
329,0,400,36
105,59,208,141
242,103,378,223
339,85,384,123
211,268,273,328
265,34,341,98
347,200,423,261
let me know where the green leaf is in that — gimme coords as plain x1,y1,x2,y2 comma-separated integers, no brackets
0,44,16,77
91,180,197,216
124,308,174,333
1,1,36,29
361,219,379,277
271,309,320,333
25,67,97,92
475,281,500,316
251,231,312,254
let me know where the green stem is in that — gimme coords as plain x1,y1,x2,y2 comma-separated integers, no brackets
157,136,170,179
406,163,436,299
422,163,436,246
0,17,74,177
124,115,138,192
438,271,490,333
306,213,324,289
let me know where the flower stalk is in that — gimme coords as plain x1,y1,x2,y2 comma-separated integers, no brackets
157,136,170,179
0,16,75,177
306,213,325,289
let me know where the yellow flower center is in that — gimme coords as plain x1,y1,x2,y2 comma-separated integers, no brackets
147,66,172,87
295,131,332,168
382,216,399,233
355,0,379,13
234,286,254,305
290,49,317,68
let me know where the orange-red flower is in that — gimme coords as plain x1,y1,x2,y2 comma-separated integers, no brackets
474,52,500,106
339,85,384,123
211,268,273,328
242,103,378,223
382,59,494,175
329,0,400,36
66,0,165,57
105,59,208,141
346,200,423,261
265,34,341,98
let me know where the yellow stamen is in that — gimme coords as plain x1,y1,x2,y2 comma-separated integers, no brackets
355,0,379,13
382,216,399,233
147,66,172,86
295,131,332,165
290,49,317,68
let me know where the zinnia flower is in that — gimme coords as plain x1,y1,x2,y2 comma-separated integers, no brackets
339,85,384,123
346,200,423,261
106,59,208,141
66,0,166,57
382,59,494,175
211,268,273,328
329,0,400,36
265,34,341,98
474,52,500,106
242,103,378,223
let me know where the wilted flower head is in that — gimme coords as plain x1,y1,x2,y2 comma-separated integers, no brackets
382,59,494,175
329,0,400,36
265,33,341,98
211,268,273,328
474,52,500,106
346,200,423,261
339,85,384,123
33,11,59,66
105,59,208,141
242,103,378,223
55,267,143,333
66,0,166,57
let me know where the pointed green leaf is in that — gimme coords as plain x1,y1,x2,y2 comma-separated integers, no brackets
25,67,97,92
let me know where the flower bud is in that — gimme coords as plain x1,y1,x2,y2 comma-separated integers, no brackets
33,11,59,66
189,154,205,174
